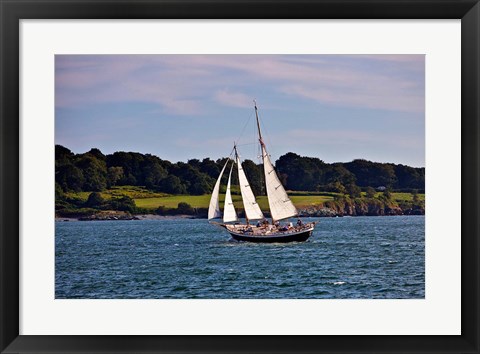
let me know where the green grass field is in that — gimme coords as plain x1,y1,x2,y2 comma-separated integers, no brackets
389,192,425,202
64,185,424,210
64,185,169,201
359,191,425,202
134,194,335,210
135,195,213,209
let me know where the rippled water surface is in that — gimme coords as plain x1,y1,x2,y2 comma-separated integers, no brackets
55,216,424,299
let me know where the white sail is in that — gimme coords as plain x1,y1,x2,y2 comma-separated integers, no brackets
208,160,229,220
236,156,264,221
223,164,238,223
261,145,298,222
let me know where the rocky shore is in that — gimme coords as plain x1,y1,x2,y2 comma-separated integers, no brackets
297,198,424,217
55,212,199,222
297,206,424,217
56,197,424,221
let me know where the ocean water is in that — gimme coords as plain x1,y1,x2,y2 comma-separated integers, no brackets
55,215,424,299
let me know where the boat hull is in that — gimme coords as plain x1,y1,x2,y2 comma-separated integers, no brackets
229,229,313,243
225,224,315,243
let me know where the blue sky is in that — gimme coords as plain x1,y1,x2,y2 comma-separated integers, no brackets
55,55,425,167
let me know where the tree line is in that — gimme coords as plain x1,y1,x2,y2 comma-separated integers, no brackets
55,145,425,196
276,152,424,194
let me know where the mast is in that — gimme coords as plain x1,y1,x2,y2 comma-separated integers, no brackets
254,100,263,146
254,100,270,223
254,100,298,223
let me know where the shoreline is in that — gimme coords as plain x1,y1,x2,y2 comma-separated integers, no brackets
55,214,198,222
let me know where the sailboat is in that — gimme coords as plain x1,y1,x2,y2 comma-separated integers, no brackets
208,102,316,243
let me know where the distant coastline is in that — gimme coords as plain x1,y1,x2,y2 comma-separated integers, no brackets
55,145,425,221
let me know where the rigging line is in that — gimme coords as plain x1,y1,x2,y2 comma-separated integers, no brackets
255,106,262,164
235,110,254,146
254,107,259,163
257,110,278,166
219,147,235,165
236,142,256,147
256,109,272,152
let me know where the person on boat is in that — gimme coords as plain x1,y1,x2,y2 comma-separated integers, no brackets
256,221,262,227
288,222,293,229
297,219,303,226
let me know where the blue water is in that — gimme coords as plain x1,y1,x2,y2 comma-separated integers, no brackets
55,216,424,299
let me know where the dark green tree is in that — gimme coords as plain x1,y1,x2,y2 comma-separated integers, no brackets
55,145,74,161
143,161,167,189
85,192,104,208
276,152,326,191
159,175,187,194
56,162,85,192
177,202,194,214
107,166,124,187
106,151,145,186
199,158,220,179
325,163,356,186
395,164,424,190
187,159,201,170
107,196,136,213
75,154,107,191
346,183,361,198
344,159,397,188
87,148,106,161
170,162,214,195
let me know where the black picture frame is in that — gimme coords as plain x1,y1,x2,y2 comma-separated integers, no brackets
1,0,479,353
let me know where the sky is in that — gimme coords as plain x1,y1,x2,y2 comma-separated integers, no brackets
55,54,425,167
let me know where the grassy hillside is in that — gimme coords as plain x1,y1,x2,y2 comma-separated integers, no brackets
63,185,424,211
64,185,169,201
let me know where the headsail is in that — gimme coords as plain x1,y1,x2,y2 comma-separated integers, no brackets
236,154,264,221
223,163,238,223
208,159,229,220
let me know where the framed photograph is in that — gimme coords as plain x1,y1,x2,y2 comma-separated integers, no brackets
1,0,478,353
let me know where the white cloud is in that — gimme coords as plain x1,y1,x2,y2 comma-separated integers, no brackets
214,89,252,108
56,54,424,115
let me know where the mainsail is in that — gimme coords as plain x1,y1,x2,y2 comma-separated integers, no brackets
261,144,298,222
236,155,264,221
223,163,238,223
208,159,229,220
254,102,297,222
